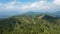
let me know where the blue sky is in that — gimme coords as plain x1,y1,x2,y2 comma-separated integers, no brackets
0,0,60,13
0,0,39,3
0,0,53,3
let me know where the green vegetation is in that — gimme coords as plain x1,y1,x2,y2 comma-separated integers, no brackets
0,14,60,34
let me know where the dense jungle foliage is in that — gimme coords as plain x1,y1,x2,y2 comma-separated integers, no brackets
0,14,60,34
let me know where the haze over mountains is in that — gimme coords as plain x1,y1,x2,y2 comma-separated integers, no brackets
0,11,23,18
0,11,60,18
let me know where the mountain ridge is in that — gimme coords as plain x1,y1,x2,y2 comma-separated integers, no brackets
0,11,60,18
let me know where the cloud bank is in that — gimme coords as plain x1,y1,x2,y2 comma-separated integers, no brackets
0,0,60,13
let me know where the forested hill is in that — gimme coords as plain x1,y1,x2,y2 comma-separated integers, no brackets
0,14,60,34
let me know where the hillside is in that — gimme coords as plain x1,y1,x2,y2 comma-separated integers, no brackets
0,14,60,34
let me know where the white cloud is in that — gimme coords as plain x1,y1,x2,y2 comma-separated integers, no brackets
53,0,60,5
0,0,60,13
5,1,16,10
